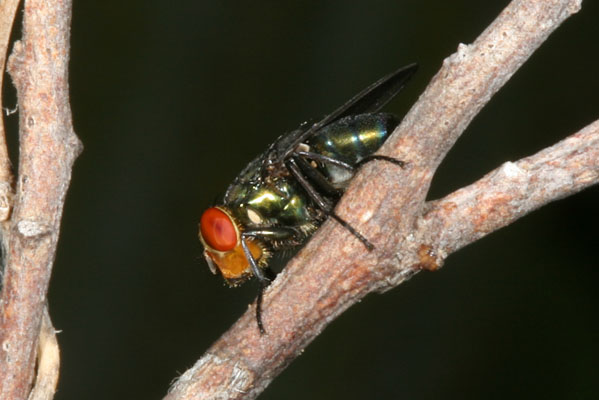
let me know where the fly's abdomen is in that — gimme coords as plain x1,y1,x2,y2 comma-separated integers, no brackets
306,113,399,187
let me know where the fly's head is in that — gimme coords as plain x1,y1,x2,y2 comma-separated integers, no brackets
199,206,267,286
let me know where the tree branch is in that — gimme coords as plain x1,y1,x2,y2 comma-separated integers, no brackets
0,0,78,399
417,119,599,260
0,0,20,225
165,0,587,398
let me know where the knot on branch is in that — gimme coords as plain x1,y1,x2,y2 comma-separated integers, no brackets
0,182,13,221
16,219,50,238
6,40,24,88
68,133,83,158
413,244,445,271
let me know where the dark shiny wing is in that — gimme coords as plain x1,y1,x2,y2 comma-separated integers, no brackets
277,63,418,161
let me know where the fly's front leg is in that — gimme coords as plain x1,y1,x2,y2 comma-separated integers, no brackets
242,227,301,283
242,226,301,334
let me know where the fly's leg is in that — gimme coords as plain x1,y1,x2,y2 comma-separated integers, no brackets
328,214,374,251
286,156,374,251
242,227,302,335
355,154,406,169
240,234,271,283
240,235,270,335
291,152,344,198
255,287,267,335
297,150,406,172
296,151,354,170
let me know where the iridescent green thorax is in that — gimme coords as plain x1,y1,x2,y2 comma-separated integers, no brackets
223,156,321,249
227,176,319,226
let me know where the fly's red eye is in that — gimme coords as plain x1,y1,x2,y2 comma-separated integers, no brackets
200,207,238,251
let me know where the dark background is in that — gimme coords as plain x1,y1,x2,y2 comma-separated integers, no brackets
6,0,597,399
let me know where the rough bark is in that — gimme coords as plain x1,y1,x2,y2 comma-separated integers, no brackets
0,0,19,225
0,0,76,399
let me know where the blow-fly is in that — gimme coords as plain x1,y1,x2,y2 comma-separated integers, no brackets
199,63,417,333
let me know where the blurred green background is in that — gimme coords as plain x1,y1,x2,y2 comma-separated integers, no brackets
6,0,597,398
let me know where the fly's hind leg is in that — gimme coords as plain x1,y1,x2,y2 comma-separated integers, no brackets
355,154,406,169
297,150,406,171
286,156,374,251
289,151,407,250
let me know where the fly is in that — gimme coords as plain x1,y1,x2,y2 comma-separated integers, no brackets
199,63,418,334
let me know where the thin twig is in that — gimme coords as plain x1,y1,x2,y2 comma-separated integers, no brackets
417,119,599,260
0,0,20,225
28,307,60,400
165,0,586,399
0,0,78,399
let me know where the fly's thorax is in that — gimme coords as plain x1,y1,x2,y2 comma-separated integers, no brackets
224,177,323,253
229,175,317,230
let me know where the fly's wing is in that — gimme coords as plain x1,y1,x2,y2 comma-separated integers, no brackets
223,149,265,202
277,63,418,161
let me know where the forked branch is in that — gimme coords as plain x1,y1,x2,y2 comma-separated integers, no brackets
417,119,599,259
166,0,589,399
